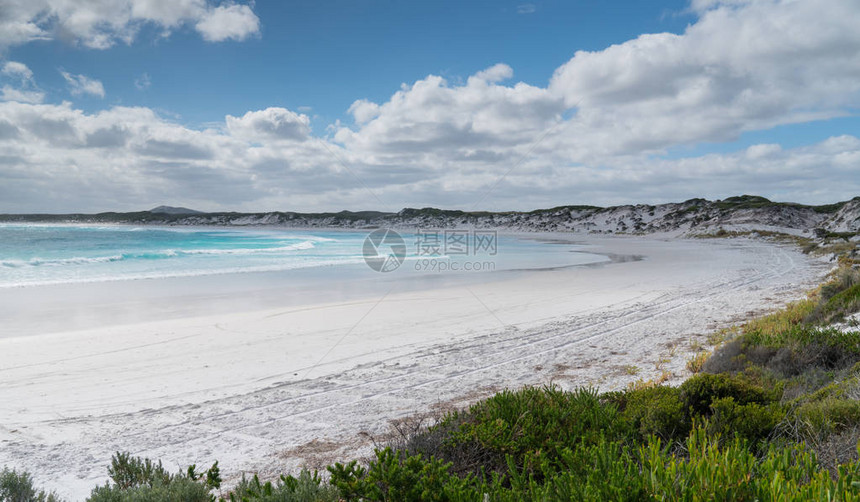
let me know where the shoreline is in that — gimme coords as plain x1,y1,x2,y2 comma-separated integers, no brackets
0,234,832,499
0,229,609,339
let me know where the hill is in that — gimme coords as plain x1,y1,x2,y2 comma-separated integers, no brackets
148,205,205,215
1,195,859,237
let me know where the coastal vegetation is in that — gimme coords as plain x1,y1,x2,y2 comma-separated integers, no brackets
4,248,860,501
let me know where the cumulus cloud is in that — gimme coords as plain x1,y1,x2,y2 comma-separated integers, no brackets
0,61,44,103
347,100,380,125
335,65,562,160
0,100,361,212
471,63,513,83
548,0,860,150
0,86,45,103
225,108,311,142
0,97,858,214
2,61,33,81
0,0,261,50
60,71,105,98
195,3,260,42
328,0,860,207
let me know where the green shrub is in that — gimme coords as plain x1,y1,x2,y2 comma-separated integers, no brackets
86,477,212,502
642,427,860,502
679,372,777,416
701,338,748,374
429,386,628,479
227,471,338,502
620,386,689,442
0,469,62,502
802,375,859,402
782,367,843,401
511,439,646,502
724,324,860,376
798,399,860,434
328,449,476,501
743,299,817,339
105,453,172,490
809,283,860,325
707,397,785,444
819,268,860,302
85,452,219,502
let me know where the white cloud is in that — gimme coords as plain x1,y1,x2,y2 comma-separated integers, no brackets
0,0,261,50
548,0,860,150
0,61,43,103
471,63,513,83
0,86,45,104
134,72,151,90
327,0,860,207
0,100,347,212
347,99,380,124
745,143,781,159
60,71,105,98
2,61,34,81
0,97,858,213
225,108,311,142
335,65,562,160
195,3,260,42
517,4,537,15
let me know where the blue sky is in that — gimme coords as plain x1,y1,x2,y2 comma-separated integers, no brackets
8,1,694,129
0,0,858,212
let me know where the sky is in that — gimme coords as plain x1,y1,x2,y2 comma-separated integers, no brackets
0,0,858,213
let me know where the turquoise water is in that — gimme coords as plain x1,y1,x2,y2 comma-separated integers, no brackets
0,224,608,288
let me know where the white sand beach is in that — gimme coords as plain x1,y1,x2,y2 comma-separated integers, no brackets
0,235,830,499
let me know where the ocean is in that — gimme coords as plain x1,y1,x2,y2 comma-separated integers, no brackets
0,224,609,289
0,223,614,337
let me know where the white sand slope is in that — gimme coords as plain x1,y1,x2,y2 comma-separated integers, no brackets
0,236,829,500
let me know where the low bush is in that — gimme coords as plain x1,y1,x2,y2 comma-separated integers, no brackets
0,469,62,502
819,268,860,301
423,386,628,479
705,325,860,378
618,386,688,442
328,449,476,501
85,452,219,502
686,351,709,373
743,299,817,339
797,399,860,435
227,471,338,502
809,283,860,325
701,338,747,374
707,397,785,445
643,428,860,502
332,426,860,501
782,367,843,401
679,373,777,416
87,477,212,502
